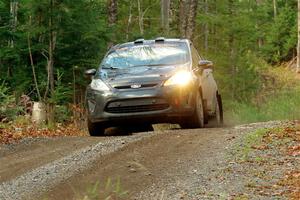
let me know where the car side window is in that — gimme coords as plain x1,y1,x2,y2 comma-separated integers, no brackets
191,45,200,70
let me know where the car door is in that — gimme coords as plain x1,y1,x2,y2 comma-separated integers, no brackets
190,44,217,114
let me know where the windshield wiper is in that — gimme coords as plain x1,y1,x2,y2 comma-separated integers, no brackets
132,63,172,67
102,66,121,70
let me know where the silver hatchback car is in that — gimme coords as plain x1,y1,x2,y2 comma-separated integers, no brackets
85,38,223,136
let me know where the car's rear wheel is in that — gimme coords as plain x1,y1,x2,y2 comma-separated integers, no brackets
211,93,223,127
180,91,205,129
88,119,105,136
217,93,224,125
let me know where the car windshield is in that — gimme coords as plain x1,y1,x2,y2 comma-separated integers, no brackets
101,42,189,69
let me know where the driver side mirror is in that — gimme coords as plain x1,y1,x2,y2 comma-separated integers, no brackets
198,60,213,69
85,69,96,77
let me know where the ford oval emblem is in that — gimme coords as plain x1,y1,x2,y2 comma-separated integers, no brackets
131,84,142,89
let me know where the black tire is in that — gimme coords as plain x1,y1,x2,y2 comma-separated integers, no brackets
87,119,105,136
212,93,223,127
217,93,224,125
180,91,205,129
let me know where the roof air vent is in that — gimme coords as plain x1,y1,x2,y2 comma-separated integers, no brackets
134,38,144,44
155,37,165,42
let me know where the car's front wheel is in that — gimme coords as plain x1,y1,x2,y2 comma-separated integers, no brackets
180,91,205,129
88,119,105,136
215,93,224,126
211,93,223,127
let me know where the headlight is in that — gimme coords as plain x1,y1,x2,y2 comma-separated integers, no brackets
90,79,110,91
164,70,192,86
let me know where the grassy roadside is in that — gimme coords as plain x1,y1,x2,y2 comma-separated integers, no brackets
227,121,300,199
76,178,128,200
225,67,300,125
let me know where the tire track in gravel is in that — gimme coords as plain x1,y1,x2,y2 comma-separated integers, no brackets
45,122,283,200
0,133,154,200
45,128,232,200
0,137,100,182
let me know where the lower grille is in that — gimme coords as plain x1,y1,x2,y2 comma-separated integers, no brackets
105,98,169,113
105,104,169,113
114,83,157,90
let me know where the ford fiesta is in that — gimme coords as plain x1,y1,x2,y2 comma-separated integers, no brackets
85,38,223,136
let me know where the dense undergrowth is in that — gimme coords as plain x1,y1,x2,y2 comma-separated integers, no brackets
224,66,300,125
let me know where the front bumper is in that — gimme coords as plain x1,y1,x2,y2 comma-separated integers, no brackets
86,85,197,125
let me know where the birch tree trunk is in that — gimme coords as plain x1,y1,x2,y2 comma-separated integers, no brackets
9,0,18,48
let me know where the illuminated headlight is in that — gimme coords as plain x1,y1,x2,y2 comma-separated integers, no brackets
164,70,193,86
91,79,110,91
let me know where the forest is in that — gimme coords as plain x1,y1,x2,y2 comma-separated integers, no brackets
0,0,299,129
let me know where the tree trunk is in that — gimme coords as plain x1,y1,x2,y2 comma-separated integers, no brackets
49,0,56,97
47,0,56,124
137,0,144,35
161,0,170,34
126,1,132,40
185,0,198,40
228,0,236,98
72,66,77,124
297,0,300,73
273,0,277,19
204,0,209,51
107,0,117,46
179,0,188,38
9,0,18,48
256,0,263,49
8,0,18,78
108,0,118,26
27,16,42,102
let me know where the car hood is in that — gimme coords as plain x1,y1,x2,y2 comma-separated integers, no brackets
100,65,186,88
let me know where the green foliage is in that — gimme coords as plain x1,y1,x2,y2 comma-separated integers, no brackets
78,178,128,200
0,0,299,124
1,0,109,100
263,5,297,63
54,105,72,123
48,70,72,105
0,82,22,121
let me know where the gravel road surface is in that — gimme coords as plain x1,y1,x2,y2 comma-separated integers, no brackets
0,121,284,200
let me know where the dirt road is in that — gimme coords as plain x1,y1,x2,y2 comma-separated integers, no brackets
0,121,289,200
